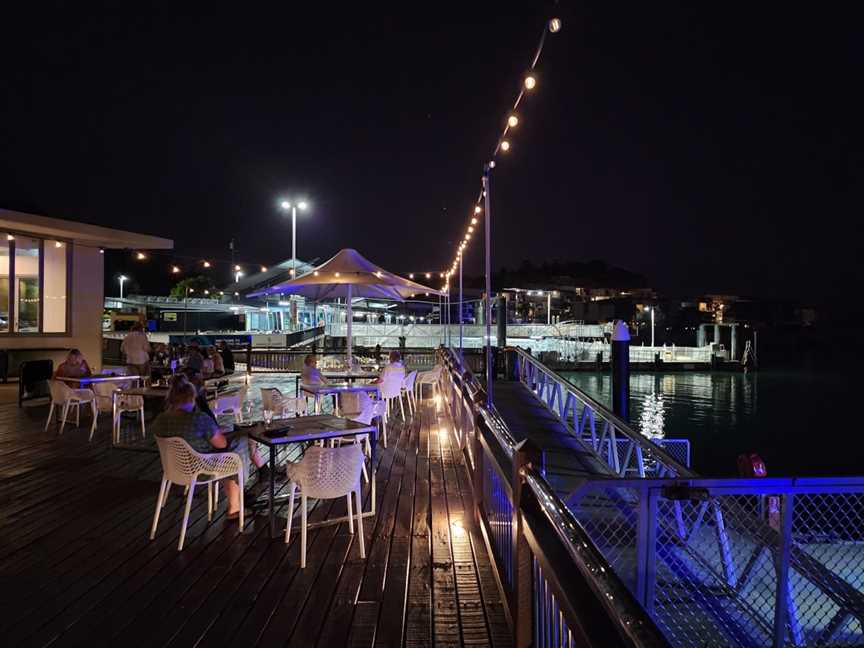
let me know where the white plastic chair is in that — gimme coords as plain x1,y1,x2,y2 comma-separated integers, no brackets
401,370,418,416
337,390,369,419
150,436,245,551
415,366,442,400
284,444,366,568
261,387,307,417
211,385,249,423
92,381,145,443
379,368,406,447
45,380,97,438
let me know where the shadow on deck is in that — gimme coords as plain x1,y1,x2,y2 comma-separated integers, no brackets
0,392,510,647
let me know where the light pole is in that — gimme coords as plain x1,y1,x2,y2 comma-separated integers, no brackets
482,163,493,407
118,275,128,299
280,199,309,280
459,254,464,360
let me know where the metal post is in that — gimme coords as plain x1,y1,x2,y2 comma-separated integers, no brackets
650,307,655,347
482,164,493,407
546,291,551,325
773,494,794,648
459,256,464,359
611,320,630,422
512,439,542,647
291,205,297,279
714,322,721,347
731,323,738,360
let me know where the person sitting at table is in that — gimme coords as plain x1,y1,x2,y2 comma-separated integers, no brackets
374,350,405,384
54,349,93,379
162,375,269,484
153,380,247,520
184,344,205,373
208,346,225,376
301,354,328,385
201,351,215,378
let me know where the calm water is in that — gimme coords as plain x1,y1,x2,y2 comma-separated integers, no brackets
562,370,858,478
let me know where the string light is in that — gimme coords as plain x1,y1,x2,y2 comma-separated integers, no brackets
136,252,146,260
172,266,180,273
6,234,14,241
203,260,211,268
425,272,431,279
261,266,267,272
435,16,559,276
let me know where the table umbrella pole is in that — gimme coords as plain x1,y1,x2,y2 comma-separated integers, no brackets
347,284,353,367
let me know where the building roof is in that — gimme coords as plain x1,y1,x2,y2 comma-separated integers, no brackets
0,208,173,250
229,257,318,293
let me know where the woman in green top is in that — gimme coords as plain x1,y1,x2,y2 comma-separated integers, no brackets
152,380,246,520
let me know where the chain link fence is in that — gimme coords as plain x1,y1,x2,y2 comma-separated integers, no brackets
567,479,864,647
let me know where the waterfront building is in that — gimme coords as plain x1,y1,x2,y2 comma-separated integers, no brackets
0,208,171,374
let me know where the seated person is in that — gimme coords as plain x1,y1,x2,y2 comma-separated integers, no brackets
209,346,225,376
374,350,405,384
152,380,247,520
54,349,93,379
185,344,205,373
300,354,328,385
218,341,235,373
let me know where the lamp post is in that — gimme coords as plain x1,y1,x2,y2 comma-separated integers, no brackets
482,163,493,407
459,254,464,360
118,275,128,300
280,199,309,280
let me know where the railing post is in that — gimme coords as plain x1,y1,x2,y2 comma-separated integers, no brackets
773,493,794,648
636,485,658,615
246,341,253,376
512,439,542,648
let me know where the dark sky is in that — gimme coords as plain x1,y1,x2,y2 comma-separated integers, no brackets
2,2,862,301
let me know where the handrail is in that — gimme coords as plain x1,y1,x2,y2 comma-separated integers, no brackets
509,346,694,479
523,467,670,647
436,345,669,647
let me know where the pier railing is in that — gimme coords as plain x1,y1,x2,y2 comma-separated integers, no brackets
438,347,670,647
473,347,864,647
512,347,694,479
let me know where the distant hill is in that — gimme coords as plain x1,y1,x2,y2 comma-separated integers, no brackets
493,259,648,289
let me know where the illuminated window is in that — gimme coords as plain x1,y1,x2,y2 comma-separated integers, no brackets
43,241,67,332
14,237,40,332
0,239,9,333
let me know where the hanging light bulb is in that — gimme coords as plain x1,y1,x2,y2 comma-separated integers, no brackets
172,266,180,274
468,226,474,233
261,266,267,273
409,273,414,279
425,272,431,279
474,205,481,214
524,74,537,90
203,260,211,268
234,264,241,272
500,140,511,152
508,114,519,128
549,17,562,33
471,217,478,225
136,252,146,260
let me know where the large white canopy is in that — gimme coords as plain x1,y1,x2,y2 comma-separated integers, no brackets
248,248,442,362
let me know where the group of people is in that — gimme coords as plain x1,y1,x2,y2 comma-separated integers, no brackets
119,324,236,380
300,350,404,386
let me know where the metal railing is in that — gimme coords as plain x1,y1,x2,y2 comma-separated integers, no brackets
438,347,669,647
513,347,693,479
567,478,864,647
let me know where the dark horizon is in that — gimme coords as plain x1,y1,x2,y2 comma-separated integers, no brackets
2,3,862,302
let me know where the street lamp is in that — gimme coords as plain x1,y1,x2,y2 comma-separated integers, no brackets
118,275,128,299
280,199,310,280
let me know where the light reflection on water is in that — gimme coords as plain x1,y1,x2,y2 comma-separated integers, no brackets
562,370,855,478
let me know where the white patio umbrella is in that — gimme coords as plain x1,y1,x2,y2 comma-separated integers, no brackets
247,248,441,364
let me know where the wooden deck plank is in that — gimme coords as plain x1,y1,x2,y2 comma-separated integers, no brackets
0,381,511,648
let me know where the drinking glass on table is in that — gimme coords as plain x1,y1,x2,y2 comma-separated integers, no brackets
263,409,273,426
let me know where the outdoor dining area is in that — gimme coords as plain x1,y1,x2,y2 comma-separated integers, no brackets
0,249,509,646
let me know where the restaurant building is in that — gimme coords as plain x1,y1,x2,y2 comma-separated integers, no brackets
0,208,172,374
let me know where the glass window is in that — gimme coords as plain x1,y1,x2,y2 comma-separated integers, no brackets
43,240,67,332
14,237,40,332
0,237,9,333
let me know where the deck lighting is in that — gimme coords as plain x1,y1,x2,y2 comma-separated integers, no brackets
334,272,340,277
524,74,537,90
313,271,319,276
500,140,511,152
507,114,519,128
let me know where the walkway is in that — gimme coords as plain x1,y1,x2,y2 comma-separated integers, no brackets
0,387,510,647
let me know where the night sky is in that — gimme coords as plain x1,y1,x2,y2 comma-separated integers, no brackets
2,2,861,302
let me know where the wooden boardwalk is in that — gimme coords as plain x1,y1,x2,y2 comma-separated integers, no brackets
0,391,511,647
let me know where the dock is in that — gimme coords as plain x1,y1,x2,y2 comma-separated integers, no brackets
0,394,509,646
